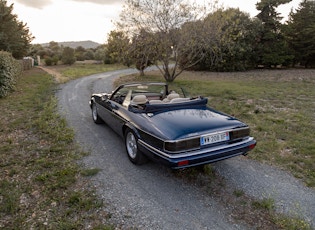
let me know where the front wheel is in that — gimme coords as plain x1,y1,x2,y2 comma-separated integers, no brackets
125,129,147,165
91,102,104,124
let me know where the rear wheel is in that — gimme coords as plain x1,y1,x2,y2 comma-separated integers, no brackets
125,129,147,165
91,102,104,124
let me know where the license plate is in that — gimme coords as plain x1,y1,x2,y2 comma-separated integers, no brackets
200,132,230,146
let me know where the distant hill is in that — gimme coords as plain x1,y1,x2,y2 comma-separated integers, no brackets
41,40,101,49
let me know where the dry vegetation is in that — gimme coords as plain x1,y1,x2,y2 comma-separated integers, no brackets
1,64,313,229
123,68,315,188
0,68,112,229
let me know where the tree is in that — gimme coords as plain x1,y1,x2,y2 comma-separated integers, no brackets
129,29,155,76
48,41,61,54
75,46,86,61
0,0,33,59
187,8,261,71
117,0,207,82
27,43,43,57
94,45,106,63
47,41,61,63
255,0,293,67
61,47,76,65
179,11,224,71
106,30,131,65
84,49,95,60
285,0,315,67
217,9,262,71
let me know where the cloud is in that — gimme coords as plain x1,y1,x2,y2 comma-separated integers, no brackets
14,0,124,9
71,0,124,5
15,0,53,9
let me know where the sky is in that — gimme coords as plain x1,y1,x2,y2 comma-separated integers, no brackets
7,0,303,45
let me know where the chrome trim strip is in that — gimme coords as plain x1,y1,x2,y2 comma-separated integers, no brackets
138,137,254,159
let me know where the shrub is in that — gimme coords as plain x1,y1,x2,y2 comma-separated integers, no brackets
45,57,53,66
45,56,58,66
0,51,22,98
52,56,59,65
61,47,76,65
103,57,112,64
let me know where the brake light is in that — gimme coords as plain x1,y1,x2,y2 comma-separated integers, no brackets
178,160,189,167
249,143,256,150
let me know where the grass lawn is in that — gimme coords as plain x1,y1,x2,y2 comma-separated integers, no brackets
119,68,315,188
1,63,313,229
42,62,125,83
0,67,112,229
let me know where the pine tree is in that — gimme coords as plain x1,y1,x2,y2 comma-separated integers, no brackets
255,0,292,67
286,0,315,67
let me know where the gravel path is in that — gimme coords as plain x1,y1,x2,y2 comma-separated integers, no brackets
56,69,315,229
214,158,315,226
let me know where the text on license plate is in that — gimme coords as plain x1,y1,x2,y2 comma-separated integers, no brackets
200,132,230,146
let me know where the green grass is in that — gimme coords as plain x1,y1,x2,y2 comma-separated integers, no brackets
233,189,245,197
0,68,111,229
121,70,315,188
4,65,311,229
274,215,312,230
60,63,125,79
81,168,102,177
252,198,275,211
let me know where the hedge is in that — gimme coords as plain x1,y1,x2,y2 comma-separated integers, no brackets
0,51,22,98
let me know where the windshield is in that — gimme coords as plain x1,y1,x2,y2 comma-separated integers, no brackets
111,83,167,107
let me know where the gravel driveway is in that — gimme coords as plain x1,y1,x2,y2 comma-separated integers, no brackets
56,69,315,229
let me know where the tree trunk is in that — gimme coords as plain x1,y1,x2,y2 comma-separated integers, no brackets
139,69,145,76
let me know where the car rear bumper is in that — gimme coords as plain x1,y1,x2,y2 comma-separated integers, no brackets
138,137,256,169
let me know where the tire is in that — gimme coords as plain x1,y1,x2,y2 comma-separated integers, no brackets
91,102,104,124
125,129,147,165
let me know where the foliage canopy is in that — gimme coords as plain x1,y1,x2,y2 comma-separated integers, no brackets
116,0,207,82
285,0,315,67
61,47,76,65
0,51,22,97
255,0,293,67
0,0,33,59
105,0,315,80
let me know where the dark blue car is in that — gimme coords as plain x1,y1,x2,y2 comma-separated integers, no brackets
90,82,256,169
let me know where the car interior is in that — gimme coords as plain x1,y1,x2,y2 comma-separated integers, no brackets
110,84,203,112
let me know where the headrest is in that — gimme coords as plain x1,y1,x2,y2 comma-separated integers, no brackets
132,95,147,104
167,93,180,101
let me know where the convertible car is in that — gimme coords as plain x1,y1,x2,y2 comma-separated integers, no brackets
89,82,256,169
